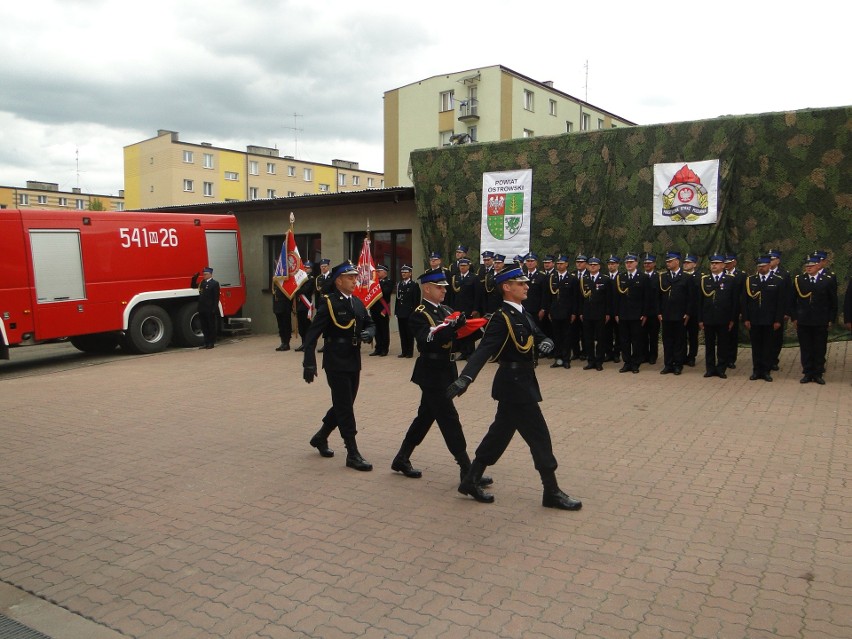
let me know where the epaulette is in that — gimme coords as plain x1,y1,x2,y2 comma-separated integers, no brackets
414,304,426,313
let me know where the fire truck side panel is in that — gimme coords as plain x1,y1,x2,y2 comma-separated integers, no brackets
0,212,36,346
0,210,246,353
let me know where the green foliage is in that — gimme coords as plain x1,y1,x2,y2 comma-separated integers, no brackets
87,198,105,211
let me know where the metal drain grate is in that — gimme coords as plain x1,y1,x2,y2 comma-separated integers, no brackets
0,613,53,638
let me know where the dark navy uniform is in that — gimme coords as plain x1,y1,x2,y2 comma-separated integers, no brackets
641,258,661,364
196,270,220,349
450,264,481,358
272,283,293,351
613,266,648,372
481,260,502,315
448,262,581,510
791,263,838,383
657,258,693,373
369,273,394,356
683,260,700,365
295,268,315,348
724,262,747,367
303,262,376,469
698,268,738,377
548,263,578,367
394,270,420,358
742,268,785,380
579,266,611,369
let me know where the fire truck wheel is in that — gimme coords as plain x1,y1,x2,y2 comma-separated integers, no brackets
173,303,204,347
69,333,121,353
125,305,174,354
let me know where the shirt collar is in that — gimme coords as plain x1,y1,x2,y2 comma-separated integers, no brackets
504,300,524,313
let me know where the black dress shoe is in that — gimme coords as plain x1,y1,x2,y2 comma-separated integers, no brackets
763,374,773,382
772,365,780,371
800,376,811,384
595,364,603,371
206,345,214,349
198,345,208,350
728,363,736,369
660,367,673,374
673,367,682,375
649,358,657,365
632,367,640,374
550,360,563,368
542,489,582,510
583,363,595,370
750,374,759,381
346,453,373,471
309,436,334,458
686,358,696,367
294,345,304,352
717,372,727,379
563,362,571,369
619,365,631,373
397,354,407,358
391,457,422,478
613,355,621,364
368,351,380,356
704,371,715,378
813,376,825,385
379,352,388,357
458,481,494,503
275,344,290,352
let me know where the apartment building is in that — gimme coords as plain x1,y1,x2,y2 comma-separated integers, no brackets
384,64,636,186
124,130,385,209
0,181,125,211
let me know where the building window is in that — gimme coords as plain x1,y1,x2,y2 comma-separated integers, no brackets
76,199,85,210
304,168,313,181
352,175,360,186
19,194,29,205
183,150,193,163
598,118,605,130
204,182,213,197
440,130,454,146
549,99,557,116
266,162,276,174
523,89,534,111
523,129,534,138
566,121,574,133
37,195,48,204
367,177,374,188
468,125,478,141
249,161,259,175
203,153,214,169
288,165,296,177
267,189,276,198
183,179,194,192
249,187,258,200
266,233,323,286
439,90,454,112
116,202,125,211
58,197,68,206
319,184,330,192
287,191,296,197
225,171,239,181
581,113,591,131
346,230,413,281
338,173,346,186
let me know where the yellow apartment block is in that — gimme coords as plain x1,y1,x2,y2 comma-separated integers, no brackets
0,181,125,211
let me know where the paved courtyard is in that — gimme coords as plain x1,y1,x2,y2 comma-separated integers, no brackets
1,334,849,638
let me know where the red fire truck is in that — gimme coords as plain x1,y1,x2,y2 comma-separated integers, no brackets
1,209,248,359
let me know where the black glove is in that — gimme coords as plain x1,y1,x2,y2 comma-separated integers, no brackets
454,313,467,328
538,338,555,354
360,330,372,343
446,375,471,399
303,366,317,384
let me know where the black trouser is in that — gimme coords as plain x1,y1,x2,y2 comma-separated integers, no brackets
643,316,660,362
703,324,730,372
661,319,687,368
473,401,557,472
582,318,606,365
401,387,467,458
551,318,572,361
397,317,414,357
749,324,774,376
274,311,292,345
686,317,699,361
321,370,361,439
372,313,390,353
604,317,619,360
199,310,218,346
296,311,310,342
570,317,585,358
618,319,643,368
770,318,787,367
456,333,479,358
726,321,741,365
797,324,828,378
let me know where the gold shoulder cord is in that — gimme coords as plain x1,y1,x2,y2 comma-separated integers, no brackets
700,274,716,298
744,276,762,305
579,276,592,298
616,273,629,295
658,274,671,294
484,274,494,293
794,275,812,299
415,304,437,327
451,276,461,293
548,274,558,295
327,297,355,329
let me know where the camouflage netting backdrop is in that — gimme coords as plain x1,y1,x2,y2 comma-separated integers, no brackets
410,106,851,335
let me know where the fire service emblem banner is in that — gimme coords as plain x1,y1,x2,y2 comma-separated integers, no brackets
653,160,719,226
481,169,532,259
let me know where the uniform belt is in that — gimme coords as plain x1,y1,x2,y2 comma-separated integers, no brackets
419,352,452,361
499,361,536,370
328,337,356,345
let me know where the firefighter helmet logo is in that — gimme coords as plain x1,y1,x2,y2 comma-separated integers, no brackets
486,192,524,240
661,164,710,222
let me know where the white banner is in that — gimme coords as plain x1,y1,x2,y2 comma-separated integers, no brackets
653,160,719,226
480,169,532,260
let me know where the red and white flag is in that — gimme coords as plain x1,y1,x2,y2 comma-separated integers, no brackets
272,229,309,299
353,235,382,310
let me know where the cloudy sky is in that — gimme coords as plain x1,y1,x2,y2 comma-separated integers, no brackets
1,0,848,196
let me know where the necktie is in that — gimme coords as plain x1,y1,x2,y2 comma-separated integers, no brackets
715,276,720,283
810,276,816,283
761,276,766,283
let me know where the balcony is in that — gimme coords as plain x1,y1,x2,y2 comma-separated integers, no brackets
458,99,479,123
